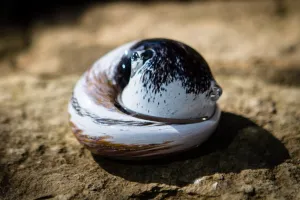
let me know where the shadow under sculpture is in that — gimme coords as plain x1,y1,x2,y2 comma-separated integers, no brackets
93,112,289,186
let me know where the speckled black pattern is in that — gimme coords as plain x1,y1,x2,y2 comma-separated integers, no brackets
113,38,214,94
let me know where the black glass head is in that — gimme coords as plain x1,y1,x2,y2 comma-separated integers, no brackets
114,38,215,95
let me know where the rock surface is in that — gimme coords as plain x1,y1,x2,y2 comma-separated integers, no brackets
0,1,299,199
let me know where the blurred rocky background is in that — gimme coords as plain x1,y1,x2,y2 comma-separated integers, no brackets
0,0,299,199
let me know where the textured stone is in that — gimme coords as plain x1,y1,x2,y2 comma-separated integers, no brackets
0,1,299,199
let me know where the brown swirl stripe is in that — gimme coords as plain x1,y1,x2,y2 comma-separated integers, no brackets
84,69,118,109
69,121,178,157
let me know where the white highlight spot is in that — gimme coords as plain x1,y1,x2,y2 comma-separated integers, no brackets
193,176,208,184
211,182,218,190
